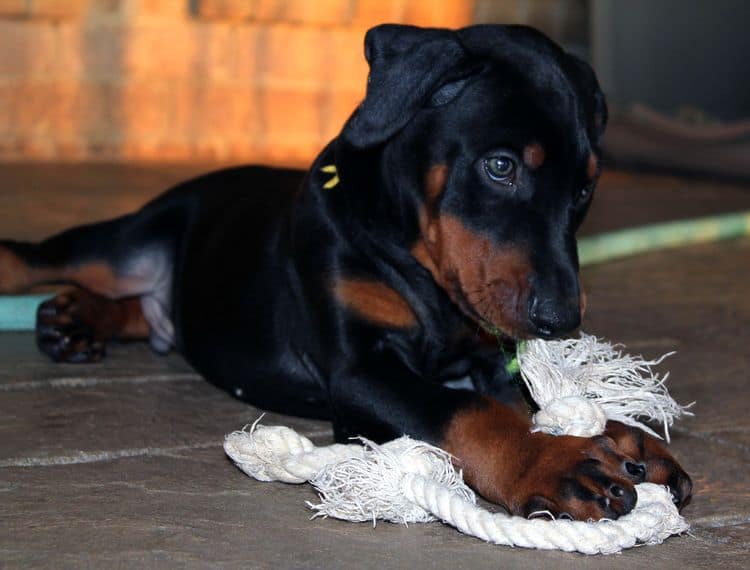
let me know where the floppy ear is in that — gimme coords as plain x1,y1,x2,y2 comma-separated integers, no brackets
591,84,608,145
340,24,466,149
568,55,608,146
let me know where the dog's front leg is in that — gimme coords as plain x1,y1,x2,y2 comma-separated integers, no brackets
442,397,693,520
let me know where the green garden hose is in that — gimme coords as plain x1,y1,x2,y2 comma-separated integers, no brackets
578,210,750,266
0,293,52,331
1,210,749,331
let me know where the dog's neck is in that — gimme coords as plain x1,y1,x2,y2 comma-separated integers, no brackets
312,138,422,246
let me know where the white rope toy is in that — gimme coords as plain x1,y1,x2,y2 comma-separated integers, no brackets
518,334,691,441
224,333,692,555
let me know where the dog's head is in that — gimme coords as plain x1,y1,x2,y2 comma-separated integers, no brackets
338,24,607,340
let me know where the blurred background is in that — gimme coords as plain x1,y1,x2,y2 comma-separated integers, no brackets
1,0,747,177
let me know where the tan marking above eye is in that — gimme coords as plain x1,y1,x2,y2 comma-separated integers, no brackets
523,143,546,170
587,153,599,181
333,278,417,328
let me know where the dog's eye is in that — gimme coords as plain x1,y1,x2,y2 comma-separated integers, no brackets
483,156,516,184
576,185,594,205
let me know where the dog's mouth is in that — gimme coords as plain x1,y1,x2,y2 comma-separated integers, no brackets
442,264,585,341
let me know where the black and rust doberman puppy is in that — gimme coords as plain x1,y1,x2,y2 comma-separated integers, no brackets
0,24,691,520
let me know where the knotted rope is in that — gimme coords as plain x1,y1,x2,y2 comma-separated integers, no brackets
224,333,692,555
519,334,692,441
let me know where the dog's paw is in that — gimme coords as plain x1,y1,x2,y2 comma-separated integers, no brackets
604,420,693,509
36,293,107,363
444,401,691,521
507,423,692,520
510,432,643,520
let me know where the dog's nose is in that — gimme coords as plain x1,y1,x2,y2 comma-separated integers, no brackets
528,295,581,338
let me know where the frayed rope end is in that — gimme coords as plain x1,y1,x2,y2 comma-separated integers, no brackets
520,332,693,441
308,436,476,524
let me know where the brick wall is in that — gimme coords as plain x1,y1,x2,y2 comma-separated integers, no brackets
0,0,586,165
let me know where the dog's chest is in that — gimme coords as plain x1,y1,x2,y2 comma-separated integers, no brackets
409,317,484,383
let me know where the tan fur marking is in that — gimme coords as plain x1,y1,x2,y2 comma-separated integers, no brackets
411,240,438,275
442,399,534,510
412,209,532,337
40,288,150,344
334,278,417,328
0,246,33,294
523,142,546,170
580,287,588,318
0,247,152,299
425,164,449,205
587,153,599,181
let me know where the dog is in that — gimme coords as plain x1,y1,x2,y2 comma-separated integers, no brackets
0,24,691,520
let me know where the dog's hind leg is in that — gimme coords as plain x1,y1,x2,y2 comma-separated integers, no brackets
0,212,178,360
0,214,167,297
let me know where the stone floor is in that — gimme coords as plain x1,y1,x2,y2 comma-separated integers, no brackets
1,164,749,568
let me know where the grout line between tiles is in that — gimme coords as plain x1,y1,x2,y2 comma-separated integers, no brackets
692,513,750,529
0,430,333,468
0,442,222,467
0,373,202,391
